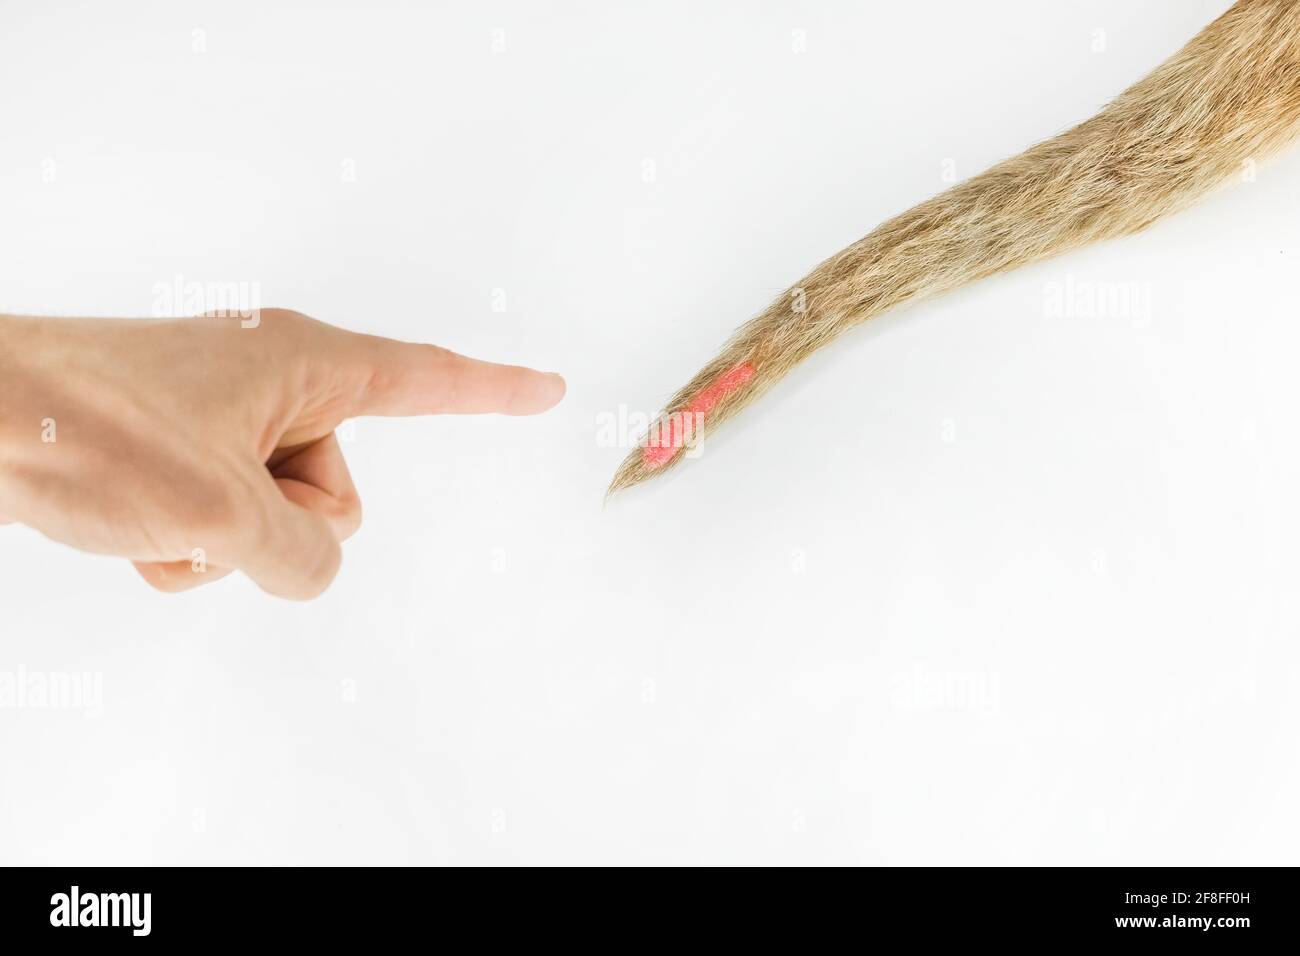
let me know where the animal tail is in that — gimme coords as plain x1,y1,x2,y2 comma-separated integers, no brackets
609,0,1300,495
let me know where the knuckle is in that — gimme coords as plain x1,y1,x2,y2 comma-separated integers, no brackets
259,307,305,324
176,481,256,560
294,542,342,599
335,492,363,541
188,486,244,543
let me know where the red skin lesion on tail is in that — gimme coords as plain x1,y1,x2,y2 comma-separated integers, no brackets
642,362,756,469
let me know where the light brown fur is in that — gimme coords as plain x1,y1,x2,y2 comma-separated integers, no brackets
610,0,1300,494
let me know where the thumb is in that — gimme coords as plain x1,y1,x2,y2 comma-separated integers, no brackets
219,472,343,600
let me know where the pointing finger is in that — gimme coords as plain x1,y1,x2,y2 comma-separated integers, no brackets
345,334,565,417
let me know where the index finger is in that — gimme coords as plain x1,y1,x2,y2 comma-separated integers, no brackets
345,333,566,417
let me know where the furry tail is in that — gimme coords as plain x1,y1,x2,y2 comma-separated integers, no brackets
609,0,1300,494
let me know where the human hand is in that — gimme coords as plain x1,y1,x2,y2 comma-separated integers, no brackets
0,309,564,598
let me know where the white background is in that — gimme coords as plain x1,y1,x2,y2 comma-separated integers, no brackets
2,0,1296,865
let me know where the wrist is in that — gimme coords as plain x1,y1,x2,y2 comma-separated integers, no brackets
0,315,50,451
